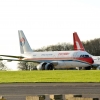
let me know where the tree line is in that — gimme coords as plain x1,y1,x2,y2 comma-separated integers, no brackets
36,38,100,56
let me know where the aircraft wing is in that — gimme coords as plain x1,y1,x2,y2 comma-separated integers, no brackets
0,57,58,65
0,55,24,59
0,58,40,63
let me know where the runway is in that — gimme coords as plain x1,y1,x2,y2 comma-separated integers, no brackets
0,83,100,100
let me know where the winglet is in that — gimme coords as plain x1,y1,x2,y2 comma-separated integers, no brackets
73,32,85,51
18,30,33,54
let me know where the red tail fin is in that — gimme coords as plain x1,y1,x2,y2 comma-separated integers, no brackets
73,32,85,51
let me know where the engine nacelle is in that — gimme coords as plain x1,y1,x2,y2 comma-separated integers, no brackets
45,63,54,70
37,62,47,70
37,62,54,70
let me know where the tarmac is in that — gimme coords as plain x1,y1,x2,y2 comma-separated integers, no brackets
0,83,100,100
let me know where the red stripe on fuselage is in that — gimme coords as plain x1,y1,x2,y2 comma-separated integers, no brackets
23,57,93,64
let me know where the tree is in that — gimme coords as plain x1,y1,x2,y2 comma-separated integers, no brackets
18,61,38,70
35,42,73,51
83,38,100,56
17,61,28,70
0,60,7,70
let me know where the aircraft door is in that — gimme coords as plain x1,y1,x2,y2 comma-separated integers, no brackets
73,52,78,58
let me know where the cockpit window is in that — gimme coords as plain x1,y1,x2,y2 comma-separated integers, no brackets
85,55,89,57
80,55,89,58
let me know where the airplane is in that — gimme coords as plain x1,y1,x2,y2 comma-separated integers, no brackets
73,32,100,69
0,30,94,70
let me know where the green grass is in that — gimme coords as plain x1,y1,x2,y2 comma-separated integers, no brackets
0,70,100,83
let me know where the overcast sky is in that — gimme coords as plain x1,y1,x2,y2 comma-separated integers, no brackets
0,0,100,70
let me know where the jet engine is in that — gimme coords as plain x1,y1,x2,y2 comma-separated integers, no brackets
37,62,54,70
45,63,54,70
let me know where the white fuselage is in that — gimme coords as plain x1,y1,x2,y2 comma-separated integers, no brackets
92,56,100,65
22,50,93,69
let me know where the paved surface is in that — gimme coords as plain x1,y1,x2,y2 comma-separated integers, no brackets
0,83,100,100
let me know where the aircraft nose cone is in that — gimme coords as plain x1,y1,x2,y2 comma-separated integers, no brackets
88,57,94,64
91,59,94,63
77,57,94,64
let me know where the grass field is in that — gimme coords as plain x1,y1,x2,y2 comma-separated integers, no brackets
0,70,100,83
